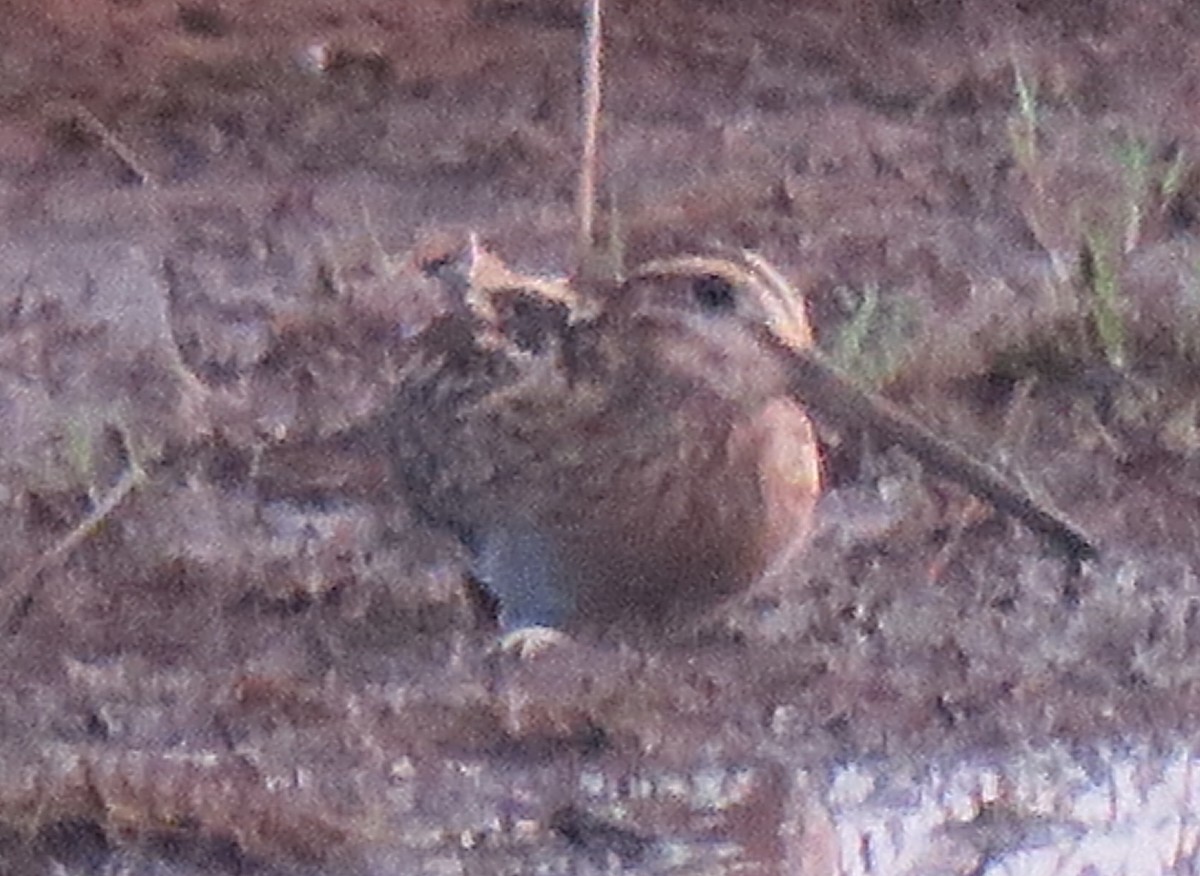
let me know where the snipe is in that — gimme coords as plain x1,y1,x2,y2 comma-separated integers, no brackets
384,237,822,638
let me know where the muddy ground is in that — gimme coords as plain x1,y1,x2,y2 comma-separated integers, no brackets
2,0,1200,873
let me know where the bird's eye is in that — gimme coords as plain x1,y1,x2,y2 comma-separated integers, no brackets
692,274,737,312
420,253,455,277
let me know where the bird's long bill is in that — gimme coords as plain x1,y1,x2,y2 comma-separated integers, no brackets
755,330,1099,565
716,247,1098,564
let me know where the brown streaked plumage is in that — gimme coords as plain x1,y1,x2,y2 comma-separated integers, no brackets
381,235,1097,640
384,238,821,637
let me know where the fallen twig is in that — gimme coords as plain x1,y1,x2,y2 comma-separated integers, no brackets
2,438,146,633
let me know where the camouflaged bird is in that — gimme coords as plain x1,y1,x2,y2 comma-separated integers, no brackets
384,237,821,638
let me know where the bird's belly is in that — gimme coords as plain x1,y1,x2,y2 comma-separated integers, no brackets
483,396,820,635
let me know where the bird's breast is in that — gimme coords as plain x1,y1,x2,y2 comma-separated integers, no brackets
390,307,821,634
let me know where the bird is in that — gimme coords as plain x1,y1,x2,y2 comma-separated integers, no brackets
381,236,822,640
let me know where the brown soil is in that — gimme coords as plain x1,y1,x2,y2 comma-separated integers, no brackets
2,0,1200,872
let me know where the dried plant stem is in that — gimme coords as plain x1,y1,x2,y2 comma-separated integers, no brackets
575,0,603,276
61,100,159,187
2,445,145,633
